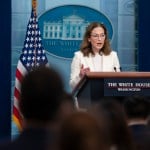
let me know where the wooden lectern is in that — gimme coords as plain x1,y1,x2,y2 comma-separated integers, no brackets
72,72,150,108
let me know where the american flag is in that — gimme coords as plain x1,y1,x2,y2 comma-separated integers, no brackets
12,8,49,131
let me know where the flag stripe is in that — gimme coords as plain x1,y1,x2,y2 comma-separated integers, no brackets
14,87,20,103
17,60,28,75
16,68,23,83
14,78,21,93
13,106,21,121
13,97,19,110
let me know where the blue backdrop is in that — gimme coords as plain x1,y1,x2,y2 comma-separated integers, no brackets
138,0,150,71
0,1,11,140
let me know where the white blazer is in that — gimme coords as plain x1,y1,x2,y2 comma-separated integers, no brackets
70,51,120,89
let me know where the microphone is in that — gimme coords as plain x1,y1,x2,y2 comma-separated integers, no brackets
114,67,122,72
120,67,122,72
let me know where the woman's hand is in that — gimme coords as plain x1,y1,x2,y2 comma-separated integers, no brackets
79,64,90,77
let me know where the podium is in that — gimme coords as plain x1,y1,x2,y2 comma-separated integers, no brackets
72,72,150,108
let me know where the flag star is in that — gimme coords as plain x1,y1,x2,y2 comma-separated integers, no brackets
26,37,30,42
27,56,31,61
22,56,26,61
36,63,40,66
32,24,35,28
42,56,45,60
25,43,28,48
33,17,35,22
32,56,35,61
27,30,31,35
23,50,28,54
28,24,31,29
31,62,35,67
28,50,32,54
26,62,30,67
37,57,40,61
31,31,35,35
30,37,34,41
38,50,41,54
29,44,33,48
38,43,41,48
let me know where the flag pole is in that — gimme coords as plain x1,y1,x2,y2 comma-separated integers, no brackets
32,0,37,15
32,0,37,68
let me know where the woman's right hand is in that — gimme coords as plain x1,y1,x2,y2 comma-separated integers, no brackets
79,64,90,77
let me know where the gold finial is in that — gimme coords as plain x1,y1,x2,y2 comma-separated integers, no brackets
32,0,37,10
32,0,37,15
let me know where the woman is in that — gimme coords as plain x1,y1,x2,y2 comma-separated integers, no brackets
70,22,120,89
